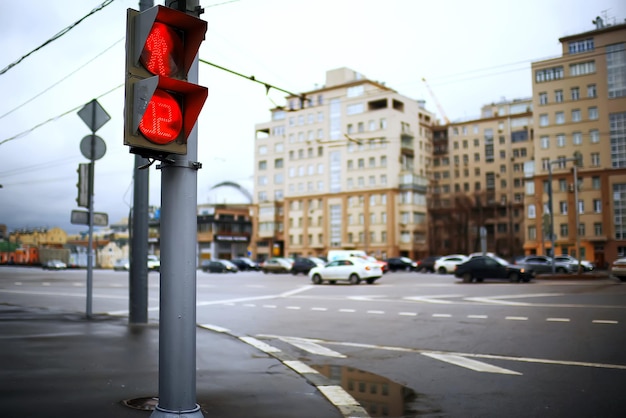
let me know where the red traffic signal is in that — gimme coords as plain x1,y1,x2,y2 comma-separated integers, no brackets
124,6,208,159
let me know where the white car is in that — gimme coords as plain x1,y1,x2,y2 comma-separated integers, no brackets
309,257,382,285
434,254,469,274
553,255,593,272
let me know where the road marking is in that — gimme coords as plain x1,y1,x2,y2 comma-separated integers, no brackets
465,293,563,306
433,313,452,318
547,318,571,322
422,352,521,375
367,310,385,314
311,307,327,311
262,304,277,308
243,303,256,307
317,385,361,407
277,336,346,358
286,306,301,310
399,312,417,316
239,336,282,353
505,316,528,321
339,308,356,313
283,360,319,374
198,324,230,333
592,320,618,324
405,294,464,304
467,314,488,319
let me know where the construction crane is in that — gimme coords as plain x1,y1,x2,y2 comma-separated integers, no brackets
422,77,450,124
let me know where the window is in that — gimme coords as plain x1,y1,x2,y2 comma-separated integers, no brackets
539,114,549,127
571,87,580,101
607,43,626,98
570,61,595,76
555,112,565,124
274,158,283,168
536,66,564,82
590,129,599,143
587,84,597,98
346,103,364,115
593,199,602,213
275,142,284,152
557,134,565,147
560,201,568,214
560,223,569,238
572,109,581,122
540,136,549,149
555,90,564,103
573,132,582,145
591,153,600,166
528,204,536,219
539,92,548,105
592,176,600,190
258,145,267,155
569,38,594,54
258,160,267,170
588,107,598,120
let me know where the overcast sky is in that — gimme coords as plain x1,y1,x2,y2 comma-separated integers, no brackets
1,0,624,235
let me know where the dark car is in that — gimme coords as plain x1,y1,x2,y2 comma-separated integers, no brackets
454,255,533,283
291,257,325,275
231,257,261,271
386,257,417,272
416,256,441,273
201,260,238,273
515,255,574,274
260,258,292,274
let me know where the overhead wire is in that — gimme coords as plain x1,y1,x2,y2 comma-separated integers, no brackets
0,0,116,76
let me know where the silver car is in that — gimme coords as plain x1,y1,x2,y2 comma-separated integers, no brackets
516,255,575,274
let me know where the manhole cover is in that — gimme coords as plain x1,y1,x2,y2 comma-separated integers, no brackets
123,397,158,411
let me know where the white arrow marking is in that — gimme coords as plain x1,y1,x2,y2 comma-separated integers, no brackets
422,352,522,375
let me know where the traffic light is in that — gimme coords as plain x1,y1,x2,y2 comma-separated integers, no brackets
124,5,208,159
76,163,89,208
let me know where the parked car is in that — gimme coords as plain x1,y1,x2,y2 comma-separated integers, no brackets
291,257,326,275
308,257,383,285
147,255,160,272
231,257,261,271
515,255,575,274
42,259,67,270
386,257,417,272
113,258,130,271
261,257,292,274
416,256,441,273
434,254,469,274
611,257,626,282
201,260,238,273
454,255,534,283
553,255,594,272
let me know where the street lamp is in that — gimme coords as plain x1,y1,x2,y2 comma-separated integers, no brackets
546,153,582,273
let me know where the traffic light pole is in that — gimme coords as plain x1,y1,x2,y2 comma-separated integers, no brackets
152,1,203,416
128,0,153,326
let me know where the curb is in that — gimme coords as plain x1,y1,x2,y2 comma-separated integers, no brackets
198,324,370,418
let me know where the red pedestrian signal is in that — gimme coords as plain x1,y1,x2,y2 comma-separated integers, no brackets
124,6,208,159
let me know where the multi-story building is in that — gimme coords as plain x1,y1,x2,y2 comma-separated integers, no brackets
196,203,253,263
251,67,434,261
429,99,533,259
525,18,626,268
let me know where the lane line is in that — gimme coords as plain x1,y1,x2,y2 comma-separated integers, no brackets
278,336,346,358
546,318,571,322
422,352,521,375
505,316,528,321
592,320,618,324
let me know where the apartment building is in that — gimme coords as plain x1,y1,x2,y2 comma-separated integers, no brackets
525,18,626,268
429,99,533,259
251,68,434,261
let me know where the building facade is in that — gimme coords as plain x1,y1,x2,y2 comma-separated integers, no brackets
429,99,533,259
251,68,434,261
525,19,626,268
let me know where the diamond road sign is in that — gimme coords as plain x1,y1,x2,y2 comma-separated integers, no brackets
78,99,111,133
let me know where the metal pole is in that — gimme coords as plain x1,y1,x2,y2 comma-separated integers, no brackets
574,164,581,273
548,161,555,273
129,0,152,325
152,0,202,416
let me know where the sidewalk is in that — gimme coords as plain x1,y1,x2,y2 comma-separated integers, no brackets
0,304,363,418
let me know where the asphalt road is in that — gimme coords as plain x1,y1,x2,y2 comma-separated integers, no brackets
1,266,625,417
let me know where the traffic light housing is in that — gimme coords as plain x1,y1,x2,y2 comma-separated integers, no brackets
124,5,208,160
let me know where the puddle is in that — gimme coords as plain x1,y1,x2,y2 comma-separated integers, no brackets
311,364,442,417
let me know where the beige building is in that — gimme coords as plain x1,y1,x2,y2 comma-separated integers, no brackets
429,99,533,259
525,18,626,268
251,68,434,260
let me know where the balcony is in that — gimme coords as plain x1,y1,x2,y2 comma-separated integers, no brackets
399,173,428,193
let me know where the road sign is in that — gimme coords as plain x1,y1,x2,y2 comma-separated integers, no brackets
79,135,107,160
71,210,108,226
78,99,111,132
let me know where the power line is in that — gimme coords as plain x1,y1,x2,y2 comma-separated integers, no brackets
0,37,123,121
0,0,115,76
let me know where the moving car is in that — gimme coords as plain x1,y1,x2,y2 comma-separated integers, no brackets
611,257,626,282
416,256,441,273
553,255,594,272
308,257,383,285
515,255,575,274
231,257,261,271
434,254,469,274
454,255,533,283
386,257,417,272
43,259,67,270
361,255,388,273
201,260,238,273
291,257,326,275
261,257,292,274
